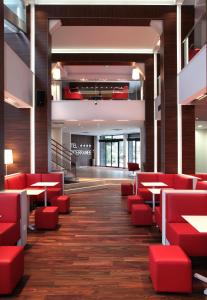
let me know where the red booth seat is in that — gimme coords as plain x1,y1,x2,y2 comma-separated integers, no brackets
165,192,207,256
63,86,83,100
5,173,63,202
137,173,194,201
0,193,20,246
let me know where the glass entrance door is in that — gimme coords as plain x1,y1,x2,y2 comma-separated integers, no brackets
111,142,118,167
106,142,112,166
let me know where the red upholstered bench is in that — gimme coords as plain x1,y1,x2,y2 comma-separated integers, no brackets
51,195,71,214
149,245,192,293
35,207,59,229
0,246,24,295
131,204,152,226
127,195,144,213
121,183,133,196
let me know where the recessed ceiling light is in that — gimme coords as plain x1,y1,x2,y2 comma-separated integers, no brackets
92,119,104,122
117,120,129,122
198,125,203,128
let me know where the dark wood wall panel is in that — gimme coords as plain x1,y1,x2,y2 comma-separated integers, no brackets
71,135,94,167
182,106,195,174
4,103,30,174
35,9,51,172
144,57,154,171
0,2,4,189
157,120,161,172
160,10,178,173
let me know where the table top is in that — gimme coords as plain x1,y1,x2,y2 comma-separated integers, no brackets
31,182,59,187
148,188,161,195
182,215,207,233
141,182,168,187
2,189,45,196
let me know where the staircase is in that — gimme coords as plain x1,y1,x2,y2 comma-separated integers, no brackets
51,138,78,183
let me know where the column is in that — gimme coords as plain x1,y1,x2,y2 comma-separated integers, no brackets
35,8,51,172
145,56,154,171
160,10,178,173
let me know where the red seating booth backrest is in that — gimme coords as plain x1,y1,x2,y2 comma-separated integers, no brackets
196,180,207,190
0,193,20,245
166,193,207,223
5,173,27,190
165,192,207,256
5,173,63,201
137,173,193,189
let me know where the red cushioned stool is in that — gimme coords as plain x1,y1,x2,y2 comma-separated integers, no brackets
51,195,70,214
131,204,152,225
121,183,133,196
127,195,144,213
0,246,24,295
35,206,59,229
149,245,192,293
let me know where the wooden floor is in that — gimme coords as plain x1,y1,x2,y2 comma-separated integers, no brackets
8,186,207,300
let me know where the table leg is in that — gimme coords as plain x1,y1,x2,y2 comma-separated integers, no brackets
152,194,155,212
44,189,47,207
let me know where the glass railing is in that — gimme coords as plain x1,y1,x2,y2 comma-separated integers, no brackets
182,13,206,67
4,0,26,32
51,80,143,101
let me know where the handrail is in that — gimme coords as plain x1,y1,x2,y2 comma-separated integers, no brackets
51,138,75,157
182,13,207,44
51,138,77,180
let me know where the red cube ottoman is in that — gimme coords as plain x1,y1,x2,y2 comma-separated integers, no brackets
35,206,59,229
149,245,192,293
0,246,24,295
51,195,70,214
127,195,144,213
121,183,133,196
131,204,152,225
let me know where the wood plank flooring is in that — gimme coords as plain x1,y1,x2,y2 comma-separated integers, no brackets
8,186,207,299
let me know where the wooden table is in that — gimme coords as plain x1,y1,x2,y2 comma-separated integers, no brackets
182,215,207,295
31,182,59,206
148,188,161,212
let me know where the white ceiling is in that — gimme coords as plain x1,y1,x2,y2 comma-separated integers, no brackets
58,120,141,136
52,26,160,54
61,64,145,81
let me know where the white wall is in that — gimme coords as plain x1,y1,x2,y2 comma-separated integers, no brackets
4,42,32,108
51,128,62,144
52,100,145,121
178,44,207,104
196,129,207,172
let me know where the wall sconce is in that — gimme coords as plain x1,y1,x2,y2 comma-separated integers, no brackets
4,149,13,176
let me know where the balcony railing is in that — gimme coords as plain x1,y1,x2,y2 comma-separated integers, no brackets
51,80,143,101
182,13,206,67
